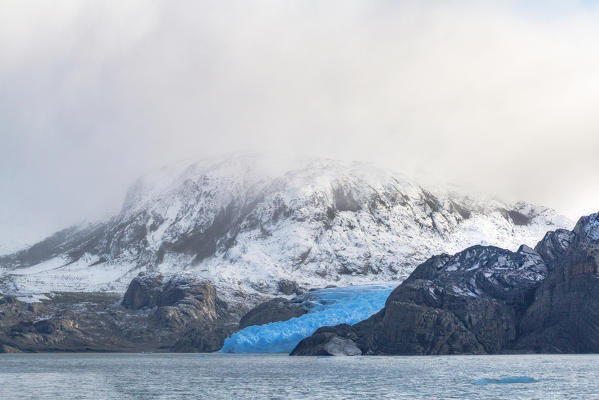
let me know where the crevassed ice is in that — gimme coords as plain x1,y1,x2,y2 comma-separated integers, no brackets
219,285,394,353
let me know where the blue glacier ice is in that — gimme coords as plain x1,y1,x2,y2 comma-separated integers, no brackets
219,284,395,353
472,376,539,385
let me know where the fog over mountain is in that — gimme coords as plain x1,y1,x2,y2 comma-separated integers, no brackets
1,0,599,250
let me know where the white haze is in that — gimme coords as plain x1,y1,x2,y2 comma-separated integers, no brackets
1,0,599,250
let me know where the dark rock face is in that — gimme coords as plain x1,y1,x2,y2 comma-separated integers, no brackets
533,229,576,267
291,324,361,356
292,212,599,356
0,274,243,353
171,325,233,352
0,293,129,352
0,344,21,353
121,272,163,309
276,279,304,296
239,297,308,329
356,245,547,356
516,214,599,352
0,272,314,353
121,274,236,351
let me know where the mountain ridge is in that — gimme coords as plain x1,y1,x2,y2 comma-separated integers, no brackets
0,154,572,302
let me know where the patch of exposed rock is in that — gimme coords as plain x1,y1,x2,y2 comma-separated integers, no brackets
515,214,599,352
121,272,163,309
0,273,246,353
290,324,361,356
239,297,309,329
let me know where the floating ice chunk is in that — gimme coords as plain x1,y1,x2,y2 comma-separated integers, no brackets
472,376,539,385
219,284,394,353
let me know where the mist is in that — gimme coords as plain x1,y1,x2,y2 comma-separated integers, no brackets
1,0,599,249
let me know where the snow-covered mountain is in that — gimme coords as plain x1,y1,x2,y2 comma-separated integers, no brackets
0,154,572,299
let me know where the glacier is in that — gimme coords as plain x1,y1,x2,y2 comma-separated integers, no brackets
219,284,394,353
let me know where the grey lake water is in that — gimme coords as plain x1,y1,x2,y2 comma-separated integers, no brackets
1,353,598,399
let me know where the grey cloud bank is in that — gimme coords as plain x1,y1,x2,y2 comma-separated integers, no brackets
1,0,598,250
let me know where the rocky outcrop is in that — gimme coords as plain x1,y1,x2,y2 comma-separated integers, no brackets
0,344,21,353
292,212,599,356
516,214,599,352
239,297,308,329
276,279,304,296
0,292,129,352
0,271,317,353
290,324,362,356
293,244,548,355
121,272,163,309
0,273,244,353
121,273,240,351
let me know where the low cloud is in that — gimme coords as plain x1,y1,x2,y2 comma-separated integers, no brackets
1,0,599,246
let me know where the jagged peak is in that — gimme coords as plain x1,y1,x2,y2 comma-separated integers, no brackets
573,212,599,242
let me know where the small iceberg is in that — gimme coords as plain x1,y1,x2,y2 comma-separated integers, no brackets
219,284,394,353
472,376,539,385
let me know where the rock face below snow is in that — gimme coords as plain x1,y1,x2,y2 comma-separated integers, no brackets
239,298,309,329
121,272,164,309
516,213,599,352
0,273,244,353
291,324,362,356
0,155,571,300
293,244,548,355
292,212,599,356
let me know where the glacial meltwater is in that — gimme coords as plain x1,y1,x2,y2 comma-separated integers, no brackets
1,353,598,399
220,284,395,353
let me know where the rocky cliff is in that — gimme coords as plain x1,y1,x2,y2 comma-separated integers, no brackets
292,212,599,356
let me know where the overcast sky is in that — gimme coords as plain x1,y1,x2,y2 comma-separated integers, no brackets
1,0,599,250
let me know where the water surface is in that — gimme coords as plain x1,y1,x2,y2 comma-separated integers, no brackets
0,353,596,399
